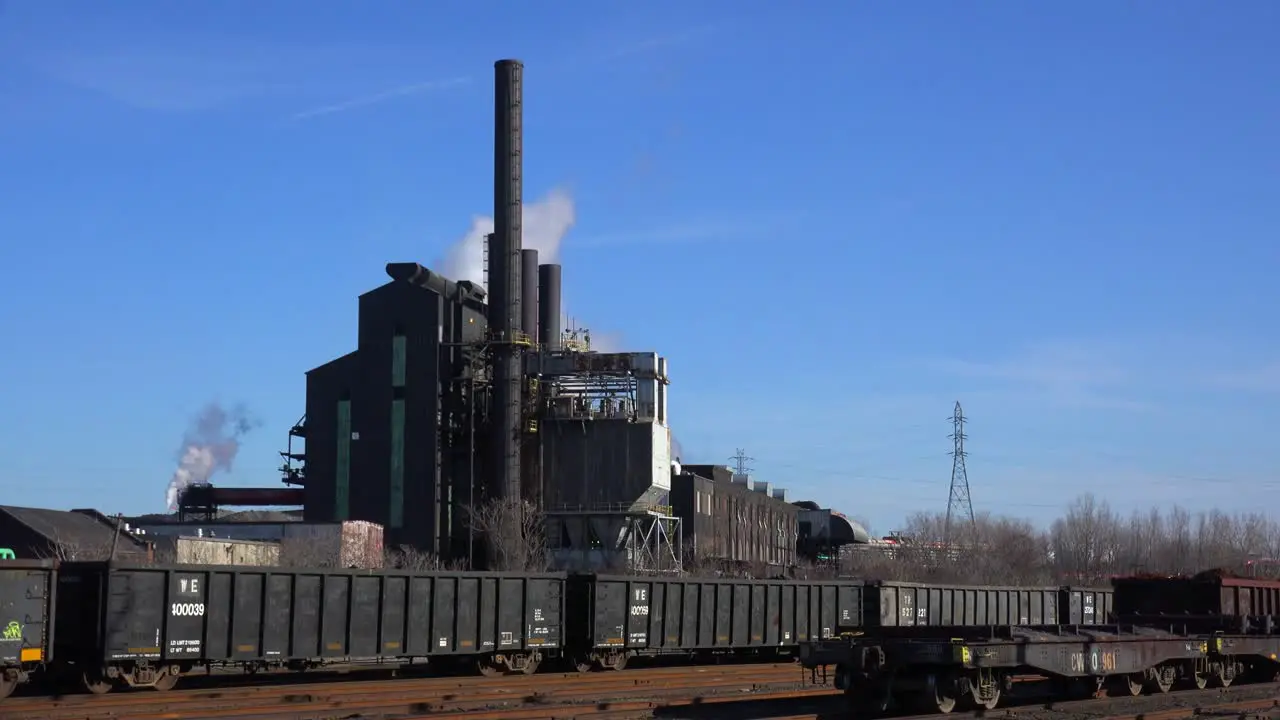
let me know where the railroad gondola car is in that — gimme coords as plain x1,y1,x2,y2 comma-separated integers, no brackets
862,582,1114,630
0,560,56,699
565,574,863,671
53,561,567,693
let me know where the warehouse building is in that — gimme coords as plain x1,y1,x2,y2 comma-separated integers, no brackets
0,506,151,561
670,465,799,568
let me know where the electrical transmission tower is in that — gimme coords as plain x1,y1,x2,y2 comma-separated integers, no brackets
730,448,755,476
944,401,976,547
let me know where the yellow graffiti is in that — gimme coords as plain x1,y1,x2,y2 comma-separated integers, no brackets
2,622,20,640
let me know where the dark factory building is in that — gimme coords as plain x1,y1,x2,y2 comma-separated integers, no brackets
670,465,799,568
297,266,493,557
274,58,849,574
285,60,554,566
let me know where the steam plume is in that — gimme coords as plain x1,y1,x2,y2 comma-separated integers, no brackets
165,402,259,511
443,187,576,289
440,188,620,349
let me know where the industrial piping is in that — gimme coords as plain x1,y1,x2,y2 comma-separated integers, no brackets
538,263,562,351
521,249,539,347
489,59,525,504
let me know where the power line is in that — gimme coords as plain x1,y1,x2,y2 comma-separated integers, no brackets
945,400,977,546
729,448,755,476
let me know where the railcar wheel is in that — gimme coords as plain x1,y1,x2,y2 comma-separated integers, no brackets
151,671,180,692
920,673,958,714
1148,665,1175,694
0,672,17,700
477,658,505,677
83,669,114,695
1190,671,1208,690
518,656,541,675
573,656,596,674
973,683,1000,710
607,654,628,672
1112,674,1143,697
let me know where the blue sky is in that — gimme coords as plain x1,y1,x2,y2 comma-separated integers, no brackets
1,1,1277,534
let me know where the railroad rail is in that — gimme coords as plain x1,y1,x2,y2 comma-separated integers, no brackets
3,662,828,720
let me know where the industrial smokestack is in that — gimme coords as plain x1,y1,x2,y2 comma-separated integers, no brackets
489,58,524,505
538,263,562,351
520,249,539,346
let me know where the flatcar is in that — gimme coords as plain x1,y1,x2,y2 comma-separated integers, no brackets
0,560,56,699
799,576,1280,715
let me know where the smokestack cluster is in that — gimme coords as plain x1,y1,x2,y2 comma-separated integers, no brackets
488,59,525,504
538,263,562,350
164,402,258,511
520,249,539,346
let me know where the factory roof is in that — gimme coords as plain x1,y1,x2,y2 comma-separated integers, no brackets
0,505,151,560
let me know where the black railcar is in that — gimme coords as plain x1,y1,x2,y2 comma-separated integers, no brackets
862,582,1114,629
566,574,862,671
0,560,56,699
54,562,567,692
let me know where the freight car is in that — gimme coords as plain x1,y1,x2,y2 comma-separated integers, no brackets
1113,571,1280,687
863,581,1113,629
0,560,56,699
31,562,874,696
565,574,863,671
53,561,567,691
796,583,1196,715
797,577,1280,716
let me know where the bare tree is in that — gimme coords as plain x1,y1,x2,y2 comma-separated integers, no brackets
467,497,547,572
382,545,469,572
37,526,133,562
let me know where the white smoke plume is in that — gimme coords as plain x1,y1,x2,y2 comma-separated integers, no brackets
165,402,259,511
440,188,621,351
443,187,576,289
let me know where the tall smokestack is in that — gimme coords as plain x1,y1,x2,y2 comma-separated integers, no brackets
538,263,562,351
520,249,539,347
489,59,524,505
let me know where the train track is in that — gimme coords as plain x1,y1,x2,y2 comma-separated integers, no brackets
12,665,1280,720
3,662,834,720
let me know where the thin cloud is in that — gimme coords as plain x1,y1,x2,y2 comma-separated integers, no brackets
573,219,776,249
289,75,470,121
1211,363,1280,394
928,340,1155,412
598,24,721,62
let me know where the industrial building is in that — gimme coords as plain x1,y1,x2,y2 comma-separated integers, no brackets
133,57,862,575
269,60,676,570
0,506,151,561
670,465,798,568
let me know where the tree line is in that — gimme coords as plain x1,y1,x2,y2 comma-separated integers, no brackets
829,493,1280,586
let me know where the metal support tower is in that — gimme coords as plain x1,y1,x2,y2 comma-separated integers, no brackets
729,448,755,476
944,401,976,547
